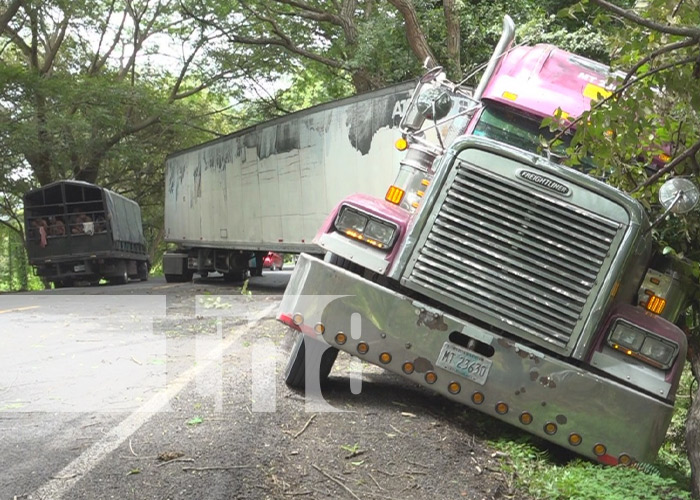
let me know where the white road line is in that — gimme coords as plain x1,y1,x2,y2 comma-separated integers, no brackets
30,303,278,500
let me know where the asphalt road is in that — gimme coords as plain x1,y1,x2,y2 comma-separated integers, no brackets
0,271,291,500
1,269,516,500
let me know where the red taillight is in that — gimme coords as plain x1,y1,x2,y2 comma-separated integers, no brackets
278,314,301,331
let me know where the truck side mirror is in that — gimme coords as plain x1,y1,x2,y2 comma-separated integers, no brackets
649,177,700,230
659,177,700,214
416,88,453,121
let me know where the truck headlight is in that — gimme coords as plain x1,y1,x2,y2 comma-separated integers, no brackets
364,219,396,247
334,206,398,249
336,208,367,233
608,320,679,369
640,336,677,367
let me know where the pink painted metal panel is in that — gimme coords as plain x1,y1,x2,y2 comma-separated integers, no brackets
482,44,614,120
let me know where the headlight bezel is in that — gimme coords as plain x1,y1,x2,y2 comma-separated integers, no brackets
607,319,679,370
334,205,399,250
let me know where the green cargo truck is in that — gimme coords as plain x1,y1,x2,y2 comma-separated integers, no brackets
24,180,149,287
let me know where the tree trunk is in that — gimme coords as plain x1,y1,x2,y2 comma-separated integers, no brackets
443,0,461,80
687,334,700,499
0,0,23,35
387,0,436,67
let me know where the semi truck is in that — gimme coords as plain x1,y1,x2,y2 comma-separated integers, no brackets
24,180,149,287
278,16,700,465
162,81,417,282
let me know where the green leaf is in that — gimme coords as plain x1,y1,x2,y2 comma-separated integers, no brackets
186,416,204,426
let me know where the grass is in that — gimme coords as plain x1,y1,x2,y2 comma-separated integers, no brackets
490,365,696,500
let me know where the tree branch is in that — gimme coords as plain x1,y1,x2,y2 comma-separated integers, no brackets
0,0,23,36
632,140,700,193
41,14,69,74
549,55,698,146
387,0,436,67
589,0,700,38
622,37,699,85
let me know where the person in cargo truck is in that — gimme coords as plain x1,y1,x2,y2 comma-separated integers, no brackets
71,211,93,234
49,216,66,236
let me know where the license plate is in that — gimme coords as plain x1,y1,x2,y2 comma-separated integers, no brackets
74,264,85,272
436,342,492,385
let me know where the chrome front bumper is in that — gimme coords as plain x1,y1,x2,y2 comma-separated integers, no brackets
279,254,674,464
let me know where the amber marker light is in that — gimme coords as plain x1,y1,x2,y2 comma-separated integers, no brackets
424,372,437,384
314,323,325,335
618,454,633,466
335,333,347,345
471,392,485,405
292,313,304,326
502,91,518,101
402,361,415,374
379,352,392,364
568,434,583,447
395,137,408,151
357,342,369,354
495,402,509,415
645,292,666,314
593,443,607,457
519,412,533,425
385,185,405,205
448,382,461,394
544,422,558,435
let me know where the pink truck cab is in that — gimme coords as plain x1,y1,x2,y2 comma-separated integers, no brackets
278,16,699,464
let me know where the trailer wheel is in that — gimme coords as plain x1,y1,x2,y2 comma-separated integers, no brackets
137,261,149,281
223,271,247,283
284,332,339,390
164,270,193,283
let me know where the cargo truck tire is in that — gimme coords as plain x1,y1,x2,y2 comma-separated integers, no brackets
109,261,129,285
284,332,339,390
53,279,73,289
138,261,149,281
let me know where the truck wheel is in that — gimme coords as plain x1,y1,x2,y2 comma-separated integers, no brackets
137,262,149,281
284,333,339,390
223,271,246,283
164,271,192,283
110,262,129,285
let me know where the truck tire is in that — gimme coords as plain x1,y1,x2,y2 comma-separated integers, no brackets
164,270,193,283
110,261,129,285
223,271,246,283
327,252,353,270
138,261,149,281
53,279,73,289
284,332,339,390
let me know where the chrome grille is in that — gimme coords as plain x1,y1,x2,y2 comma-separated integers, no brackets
406,162,621,348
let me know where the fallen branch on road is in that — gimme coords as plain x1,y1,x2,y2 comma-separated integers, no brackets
293,414,316,439
183,465,253,472
157,458,195,467
312,464,361,500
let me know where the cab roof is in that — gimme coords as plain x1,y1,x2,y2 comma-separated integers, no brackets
481,44,617,121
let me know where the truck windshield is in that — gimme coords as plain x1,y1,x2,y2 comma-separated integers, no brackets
472,104,597,173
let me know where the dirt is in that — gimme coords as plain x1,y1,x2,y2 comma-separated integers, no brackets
62,316,531,500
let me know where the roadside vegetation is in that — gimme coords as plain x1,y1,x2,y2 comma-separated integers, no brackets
2,0,700,497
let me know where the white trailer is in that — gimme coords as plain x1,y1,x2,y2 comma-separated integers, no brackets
162,81,416,282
